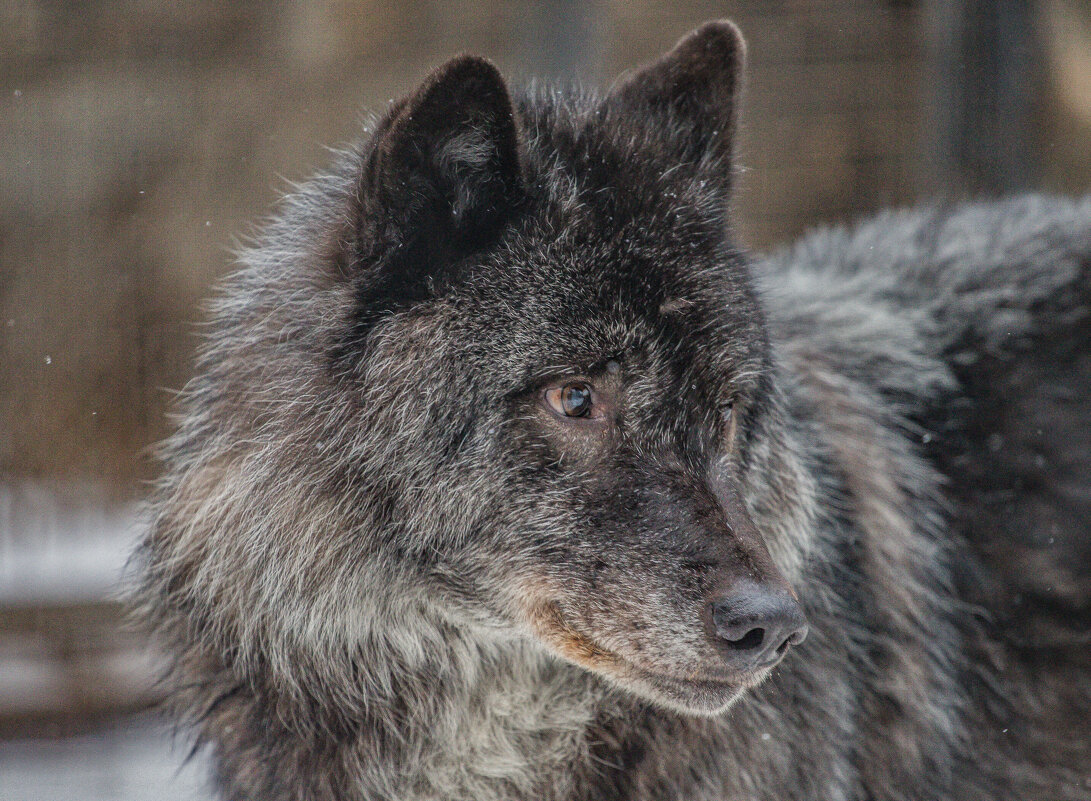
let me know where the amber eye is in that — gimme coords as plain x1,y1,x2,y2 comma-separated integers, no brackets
545,382,594,418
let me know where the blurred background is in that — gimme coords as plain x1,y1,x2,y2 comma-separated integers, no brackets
1,0,1090,798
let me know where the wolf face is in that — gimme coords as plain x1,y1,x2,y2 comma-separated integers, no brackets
145,22,808,728
319,22,807,715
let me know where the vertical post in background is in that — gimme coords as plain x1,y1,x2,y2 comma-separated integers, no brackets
921,0,1038,196
520,0,606,84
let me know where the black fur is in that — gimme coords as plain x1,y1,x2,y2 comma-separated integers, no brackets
136,21,1091,801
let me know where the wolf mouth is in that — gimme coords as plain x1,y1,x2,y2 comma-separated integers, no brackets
606,648,754,715
534,601,764,701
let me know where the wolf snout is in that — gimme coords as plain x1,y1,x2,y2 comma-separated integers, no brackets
705,583,809,671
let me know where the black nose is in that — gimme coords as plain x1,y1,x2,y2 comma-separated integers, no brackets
706,583,808,671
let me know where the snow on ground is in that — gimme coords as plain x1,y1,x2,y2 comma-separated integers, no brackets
0,715,213,801
1,484,214,799
0,482,140,605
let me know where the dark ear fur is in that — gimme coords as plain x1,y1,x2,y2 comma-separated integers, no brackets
610,20,746,171
357,55,523,256
344,57,523,346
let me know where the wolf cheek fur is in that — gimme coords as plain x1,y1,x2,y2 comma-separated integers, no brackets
136,19,1091,801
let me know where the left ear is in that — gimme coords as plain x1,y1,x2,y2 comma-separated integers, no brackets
357,55,524,255
341,56,524,348
608,20,746,170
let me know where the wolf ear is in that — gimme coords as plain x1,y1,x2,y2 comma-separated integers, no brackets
357,55,523,256
609,21,745,172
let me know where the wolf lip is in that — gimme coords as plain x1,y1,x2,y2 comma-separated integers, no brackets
642,660,778,690
537,605,759,692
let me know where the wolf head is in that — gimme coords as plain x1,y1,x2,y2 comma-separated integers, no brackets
147,21,813,719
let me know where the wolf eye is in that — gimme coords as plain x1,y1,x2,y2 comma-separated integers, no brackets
545,382,593,418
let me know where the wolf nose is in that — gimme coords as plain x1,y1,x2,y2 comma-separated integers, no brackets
706,583,808,670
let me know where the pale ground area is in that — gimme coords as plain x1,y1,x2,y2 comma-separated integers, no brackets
0,483,213,799
0,482,139,606
0,715,213,801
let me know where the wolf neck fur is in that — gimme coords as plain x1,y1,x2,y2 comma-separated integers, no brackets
291,594,604,800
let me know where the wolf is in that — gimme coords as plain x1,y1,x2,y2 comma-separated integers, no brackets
135,20,1091,801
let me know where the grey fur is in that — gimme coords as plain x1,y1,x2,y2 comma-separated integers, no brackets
135,22,1091,801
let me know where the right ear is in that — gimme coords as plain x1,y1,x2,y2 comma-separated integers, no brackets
356,55,524,259
608,21,746,178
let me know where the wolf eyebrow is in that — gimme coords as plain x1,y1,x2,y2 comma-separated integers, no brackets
526,363,590,383
526,355,626,383
659,297,697,315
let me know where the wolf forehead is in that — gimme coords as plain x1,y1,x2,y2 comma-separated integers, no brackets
263,22,771,398
341,92,767,384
